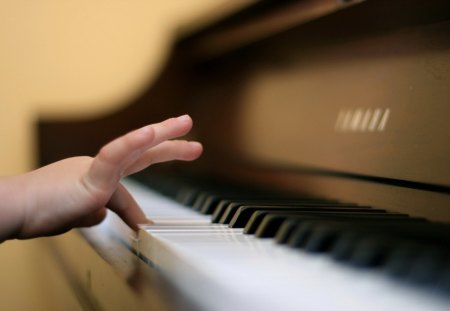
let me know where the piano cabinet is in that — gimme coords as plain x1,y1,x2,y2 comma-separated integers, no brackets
36,0,450,310
41,225,199,311
38,0,450,222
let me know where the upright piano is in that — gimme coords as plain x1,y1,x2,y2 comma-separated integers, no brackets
37,0,450,310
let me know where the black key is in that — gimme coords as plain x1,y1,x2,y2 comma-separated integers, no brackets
330,231,361,261
248,210,384,235
175,187,200,206
304,224,342,253
192,192,217,210
251,211,410,237
382,242,422,278
330,231,413,264
328,222,425,262
336,223,449,267
211,201,237,222
212,199,341,223
302,220,426,255
406,247,450,285
194,187,273,212
335,226,450,267
288,221,434,267
198,194,245,214
296,223,388,255
229,206,383,228
207,197,329,218
190,183,259,211
348,235,395,267
251,213,304,236
436,266,450,294
244,209,354,234
287,221,319,248
134,172,450,296
275,219,304,244
222,202,359,225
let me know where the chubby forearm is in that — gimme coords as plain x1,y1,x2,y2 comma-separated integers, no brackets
0,174,27,242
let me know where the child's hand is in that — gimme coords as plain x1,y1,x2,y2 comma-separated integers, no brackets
0,115,202,241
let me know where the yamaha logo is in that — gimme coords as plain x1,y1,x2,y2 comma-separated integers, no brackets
335,108,390,132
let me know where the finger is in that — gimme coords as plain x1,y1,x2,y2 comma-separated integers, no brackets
86,115,193,190
104,115,193,167
106,183,148,230
149,114,194,147
125,140,203,176
85,124,155,190
74,208,108,228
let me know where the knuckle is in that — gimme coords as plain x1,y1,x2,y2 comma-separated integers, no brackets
98,145,111,161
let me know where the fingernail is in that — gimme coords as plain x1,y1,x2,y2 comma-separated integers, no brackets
191,141,203,150
177,114,191,122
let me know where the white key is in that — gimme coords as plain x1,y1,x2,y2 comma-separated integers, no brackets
120,179,450,311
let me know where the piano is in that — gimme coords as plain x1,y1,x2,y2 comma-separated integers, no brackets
37,0,450,310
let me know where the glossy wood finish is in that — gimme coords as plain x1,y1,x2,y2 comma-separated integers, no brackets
45,225,200,311
37,0,450,243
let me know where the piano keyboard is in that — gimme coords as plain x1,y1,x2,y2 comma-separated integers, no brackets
116,176,450,311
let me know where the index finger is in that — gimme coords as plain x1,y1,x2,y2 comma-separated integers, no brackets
85,115,194,191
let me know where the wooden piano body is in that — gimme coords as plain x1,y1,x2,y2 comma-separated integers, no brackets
35,0,450,310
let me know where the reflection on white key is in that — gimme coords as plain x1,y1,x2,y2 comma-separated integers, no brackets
145,219,211,226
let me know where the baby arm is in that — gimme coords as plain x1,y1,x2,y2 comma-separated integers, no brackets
0,115,202,242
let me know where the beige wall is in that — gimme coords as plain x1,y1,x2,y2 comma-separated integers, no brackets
0,239,84,311
0,0,252,175
0,1,251,310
